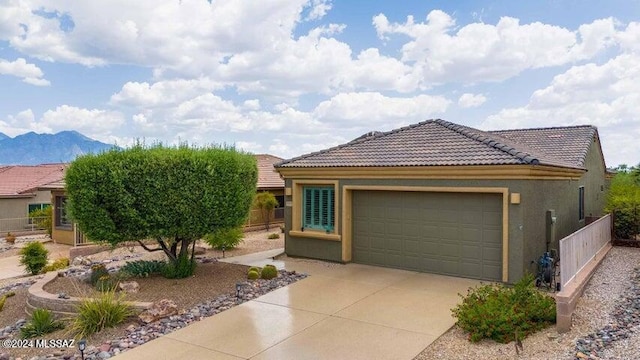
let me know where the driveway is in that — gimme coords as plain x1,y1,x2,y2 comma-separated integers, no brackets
116,254,481,360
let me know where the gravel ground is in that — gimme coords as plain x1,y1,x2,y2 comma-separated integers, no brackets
415,246,640,360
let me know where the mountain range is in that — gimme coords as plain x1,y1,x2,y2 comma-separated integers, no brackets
0,131,117,165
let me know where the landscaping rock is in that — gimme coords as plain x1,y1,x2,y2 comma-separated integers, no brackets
194,246,207,255
118,281,140,293
138,299,178,323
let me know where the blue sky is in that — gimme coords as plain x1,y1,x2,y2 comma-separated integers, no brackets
0,0,638,166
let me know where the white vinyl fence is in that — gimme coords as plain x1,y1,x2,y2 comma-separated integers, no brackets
560,214,612,289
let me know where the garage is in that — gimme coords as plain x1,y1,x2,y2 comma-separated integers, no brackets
352,190,502,281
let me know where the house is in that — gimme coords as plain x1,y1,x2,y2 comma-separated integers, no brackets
275,119,608,283
45,154,286,245
0,164,66,234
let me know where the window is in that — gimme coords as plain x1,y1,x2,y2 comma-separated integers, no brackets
55,196,71,228
28,203,50,215
578,186,585,221
302,186,335,231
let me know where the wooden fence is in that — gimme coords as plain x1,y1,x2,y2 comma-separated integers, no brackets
559,214,612,289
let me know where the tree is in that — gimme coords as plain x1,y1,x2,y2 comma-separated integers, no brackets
254,192,279,230
65,144,257,278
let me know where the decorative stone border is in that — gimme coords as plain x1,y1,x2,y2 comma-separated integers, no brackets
27,271,153,318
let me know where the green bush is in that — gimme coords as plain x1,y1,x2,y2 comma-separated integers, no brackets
254,192,279,230
162,253,196,279
29,206,53,237
89,264,110,286
95,275,119,292
260,264,278,280
268,233,280,239
42,258,70,273
119,260,167,278
20,308,64,339
203,227,244,250
452,274,556,343
70,291,132,338
19,242,49,275
247,270,260,280
606,171,640,239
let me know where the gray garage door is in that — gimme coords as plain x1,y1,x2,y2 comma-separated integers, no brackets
353,191,502,281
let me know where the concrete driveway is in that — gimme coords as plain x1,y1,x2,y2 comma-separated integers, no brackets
116,255,481,360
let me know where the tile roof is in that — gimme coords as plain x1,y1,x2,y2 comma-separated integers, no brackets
255,154,284,189
276,119,597,169
0,164,66,196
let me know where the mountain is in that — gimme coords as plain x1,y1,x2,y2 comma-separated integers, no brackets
0,130,118,165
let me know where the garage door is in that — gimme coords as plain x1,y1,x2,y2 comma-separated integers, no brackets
352,191,502,281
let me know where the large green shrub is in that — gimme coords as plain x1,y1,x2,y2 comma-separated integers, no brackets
605,171,640,239
70,291,132,338
452,274,556,343
65,144,257,278
29,206,53,237
19,242,49,275
20,308,64,339
203,227,244,250
119,260,167,278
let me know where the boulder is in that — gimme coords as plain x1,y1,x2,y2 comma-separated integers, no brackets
194,246,207,255
71,256,84,266
118,281,140,293
138,299,178,324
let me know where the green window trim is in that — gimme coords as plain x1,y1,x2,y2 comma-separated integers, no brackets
302,186,335,232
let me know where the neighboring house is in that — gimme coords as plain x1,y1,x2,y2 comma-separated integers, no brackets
0,164,66,234
45,154,286,244
275,119,608,283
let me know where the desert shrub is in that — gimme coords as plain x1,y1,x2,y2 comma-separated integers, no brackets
119,260,167,278
29,206,53,237
42,258,70,273
260,264,278,280
254,192,279,230
70,291,132,338
20,308,64,339
162,253,196,279
19,242,49,275
203,227,244,250
95,275,119,292
452,274,556,343
247,270,260,280
268,233,280,239
89,264,110,286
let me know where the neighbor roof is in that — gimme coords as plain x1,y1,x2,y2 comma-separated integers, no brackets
276,119,597,169
255,154,284,189
0,164,66,196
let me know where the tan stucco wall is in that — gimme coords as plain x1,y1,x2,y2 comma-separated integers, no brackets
50,189,74,245
0,190,52,219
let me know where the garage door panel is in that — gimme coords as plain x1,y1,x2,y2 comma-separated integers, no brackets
353,190,503,281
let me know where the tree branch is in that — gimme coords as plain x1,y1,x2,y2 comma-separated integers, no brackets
136,240,164,252
156,237,177,262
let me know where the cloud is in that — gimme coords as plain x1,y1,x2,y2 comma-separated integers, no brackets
40,106,125,139
306,0,332,21
0,57,50,86
458,93,487,108
482,54,640,167
373,11,620,84
110,78,222,107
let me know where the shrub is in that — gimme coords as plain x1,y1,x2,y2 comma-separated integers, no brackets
89,264,110,286
260,264,278,280
452,274,556,343
4,291,15,297
119,260,167,278
268,233,280,239
19,242,49,275
254,192,279,230
0,296,5,312
203,227,244,250
29,206,53,237
95,275,119,292
162,253,196,279
70,291,132,338
247,270,260,280
20,308,64,339
42,258,70,273
606,171,640,239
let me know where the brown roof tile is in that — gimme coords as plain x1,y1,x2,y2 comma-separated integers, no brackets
0,164,66,196
255,154,284,189
276,119,594,169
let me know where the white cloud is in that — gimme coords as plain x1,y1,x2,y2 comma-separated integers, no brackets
0,57,50,86
110,78,222,107
306,0,332,21
40,106,125,140
458,93,487,108
483,54,640,167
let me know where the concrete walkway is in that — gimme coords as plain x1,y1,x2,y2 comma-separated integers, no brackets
0,240,70,281
116,252,481,360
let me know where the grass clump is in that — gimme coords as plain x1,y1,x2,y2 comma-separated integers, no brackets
203,227,244,250
260,264,278,280
70,291,132,338
119,260,167,278
268,233,280,239
0,291,16,312
452,274,556,343
162,253,196,279
20,308,64,338
42,258,70,273
19,242,49,275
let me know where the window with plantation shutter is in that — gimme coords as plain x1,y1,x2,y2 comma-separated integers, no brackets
302,186,335,231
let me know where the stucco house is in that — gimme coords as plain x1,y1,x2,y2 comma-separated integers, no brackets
0,164,66,234
275,119,608,283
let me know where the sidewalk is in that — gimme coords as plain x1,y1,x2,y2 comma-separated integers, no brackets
0,240,70,281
